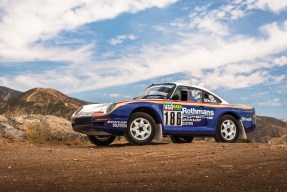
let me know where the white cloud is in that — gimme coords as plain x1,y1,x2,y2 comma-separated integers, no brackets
109,34,137,45
274,56,287,66
197,19,229,36
0,0,287,94
252,0,287,13
258,98,281,107
2,20,287,93
0,0,177,62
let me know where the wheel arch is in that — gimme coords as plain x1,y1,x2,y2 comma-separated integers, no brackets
129,106,162,124
219,111,241,121
217,111,247,140
129,106,163,141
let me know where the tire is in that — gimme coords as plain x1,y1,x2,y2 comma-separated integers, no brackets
214,115,239,143
170,136,194,143
124,112,156,145
87,135,116,146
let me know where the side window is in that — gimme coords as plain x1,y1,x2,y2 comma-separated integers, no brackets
189,88,202,102
171,86,203,102
203,91,221,103
171,87,181,100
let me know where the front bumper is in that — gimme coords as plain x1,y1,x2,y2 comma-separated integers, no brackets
71,116,126,136
72,125,112,136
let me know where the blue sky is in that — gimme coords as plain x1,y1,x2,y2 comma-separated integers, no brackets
0,0,287,118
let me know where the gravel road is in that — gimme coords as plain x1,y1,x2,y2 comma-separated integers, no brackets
0,142,286,192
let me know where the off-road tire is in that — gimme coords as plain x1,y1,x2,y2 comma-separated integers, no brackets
124,112,156,145
88,135,116,146
214,115,239,143
170,136,194,143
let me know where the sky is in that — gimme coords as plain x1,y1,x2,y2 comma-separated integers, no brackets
0,0,287,118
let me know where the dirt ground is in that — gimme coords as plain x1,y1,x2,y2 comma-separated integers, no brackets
0,141,286,192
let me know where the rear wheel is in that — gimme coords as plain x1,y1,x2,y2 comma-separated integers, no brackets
214,115,239,143
88,135,116,146
170,136,194,143
125,112,156,145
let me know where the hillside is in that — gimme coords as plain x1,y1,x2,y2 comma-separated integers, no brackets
247,116,287,143
0,87,89,119
0,86,22,105
281,118,287,125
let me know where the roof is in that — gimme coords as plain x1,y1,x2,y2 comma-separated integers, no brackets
171,82,229,104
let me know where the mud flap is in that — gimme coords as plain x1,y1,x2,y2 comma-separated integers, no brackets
238,120,247,140
154,124,163,141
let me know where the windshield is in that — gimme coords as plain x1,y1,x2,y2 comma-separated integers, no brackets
135,83,176,99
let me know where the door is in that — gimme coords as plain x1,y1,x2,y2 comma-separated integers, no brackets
163,86,219,135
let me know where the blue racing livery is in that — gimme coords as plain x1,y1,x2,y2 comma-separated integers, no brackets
71,83,256,145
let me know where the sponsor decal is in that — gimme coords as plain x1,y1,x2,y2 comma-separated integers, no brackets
163,104,215,126
107,120,127,128
241,117,252,122
182,107,214,116
182,107,214,126
163,103,182,111
163,103,183,126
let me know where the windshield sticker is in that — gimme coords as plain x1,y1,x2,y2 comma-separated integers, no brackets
153,84,174,89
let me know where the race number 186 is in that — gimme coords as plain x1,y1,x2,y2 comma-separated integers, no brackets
164,111,182,126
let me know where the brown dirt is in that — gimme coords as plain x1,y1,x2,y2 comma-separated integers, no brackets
0,141,286,192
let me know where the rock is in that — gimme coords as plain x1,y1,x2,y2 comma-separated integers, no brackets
0,114,86,144
0,115,26,141
268,134,287,145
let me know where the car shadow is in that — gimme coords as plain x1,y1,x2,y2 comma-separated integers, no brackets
72,142,170,149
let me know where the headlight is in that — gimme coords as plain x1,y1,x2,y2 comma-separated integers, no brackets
105,103,116,114
72,106,83,117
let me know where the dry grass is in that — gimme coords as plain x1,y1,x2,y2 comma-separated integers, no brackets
23,120,87,146
2,100,76,120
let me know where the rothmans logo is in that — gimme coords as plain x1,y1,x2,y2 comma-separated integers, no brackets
182,107,214,116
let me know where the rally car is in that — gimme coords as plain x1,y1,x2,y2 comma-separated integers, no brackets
71,83,256,146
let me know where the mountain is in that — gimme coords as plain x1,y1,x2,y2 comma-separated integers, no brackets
247,116,287,143
0,86,22,105
280,118,287,125
1,87,90,119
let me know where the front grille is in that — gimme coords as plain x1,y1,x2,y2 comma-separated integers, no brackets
74,117,93,125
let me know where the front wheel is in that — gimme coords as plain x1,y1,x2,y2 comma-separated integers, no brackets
214,115,239,143
124,112,156,145
170,136,194,143
87,135,116,146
